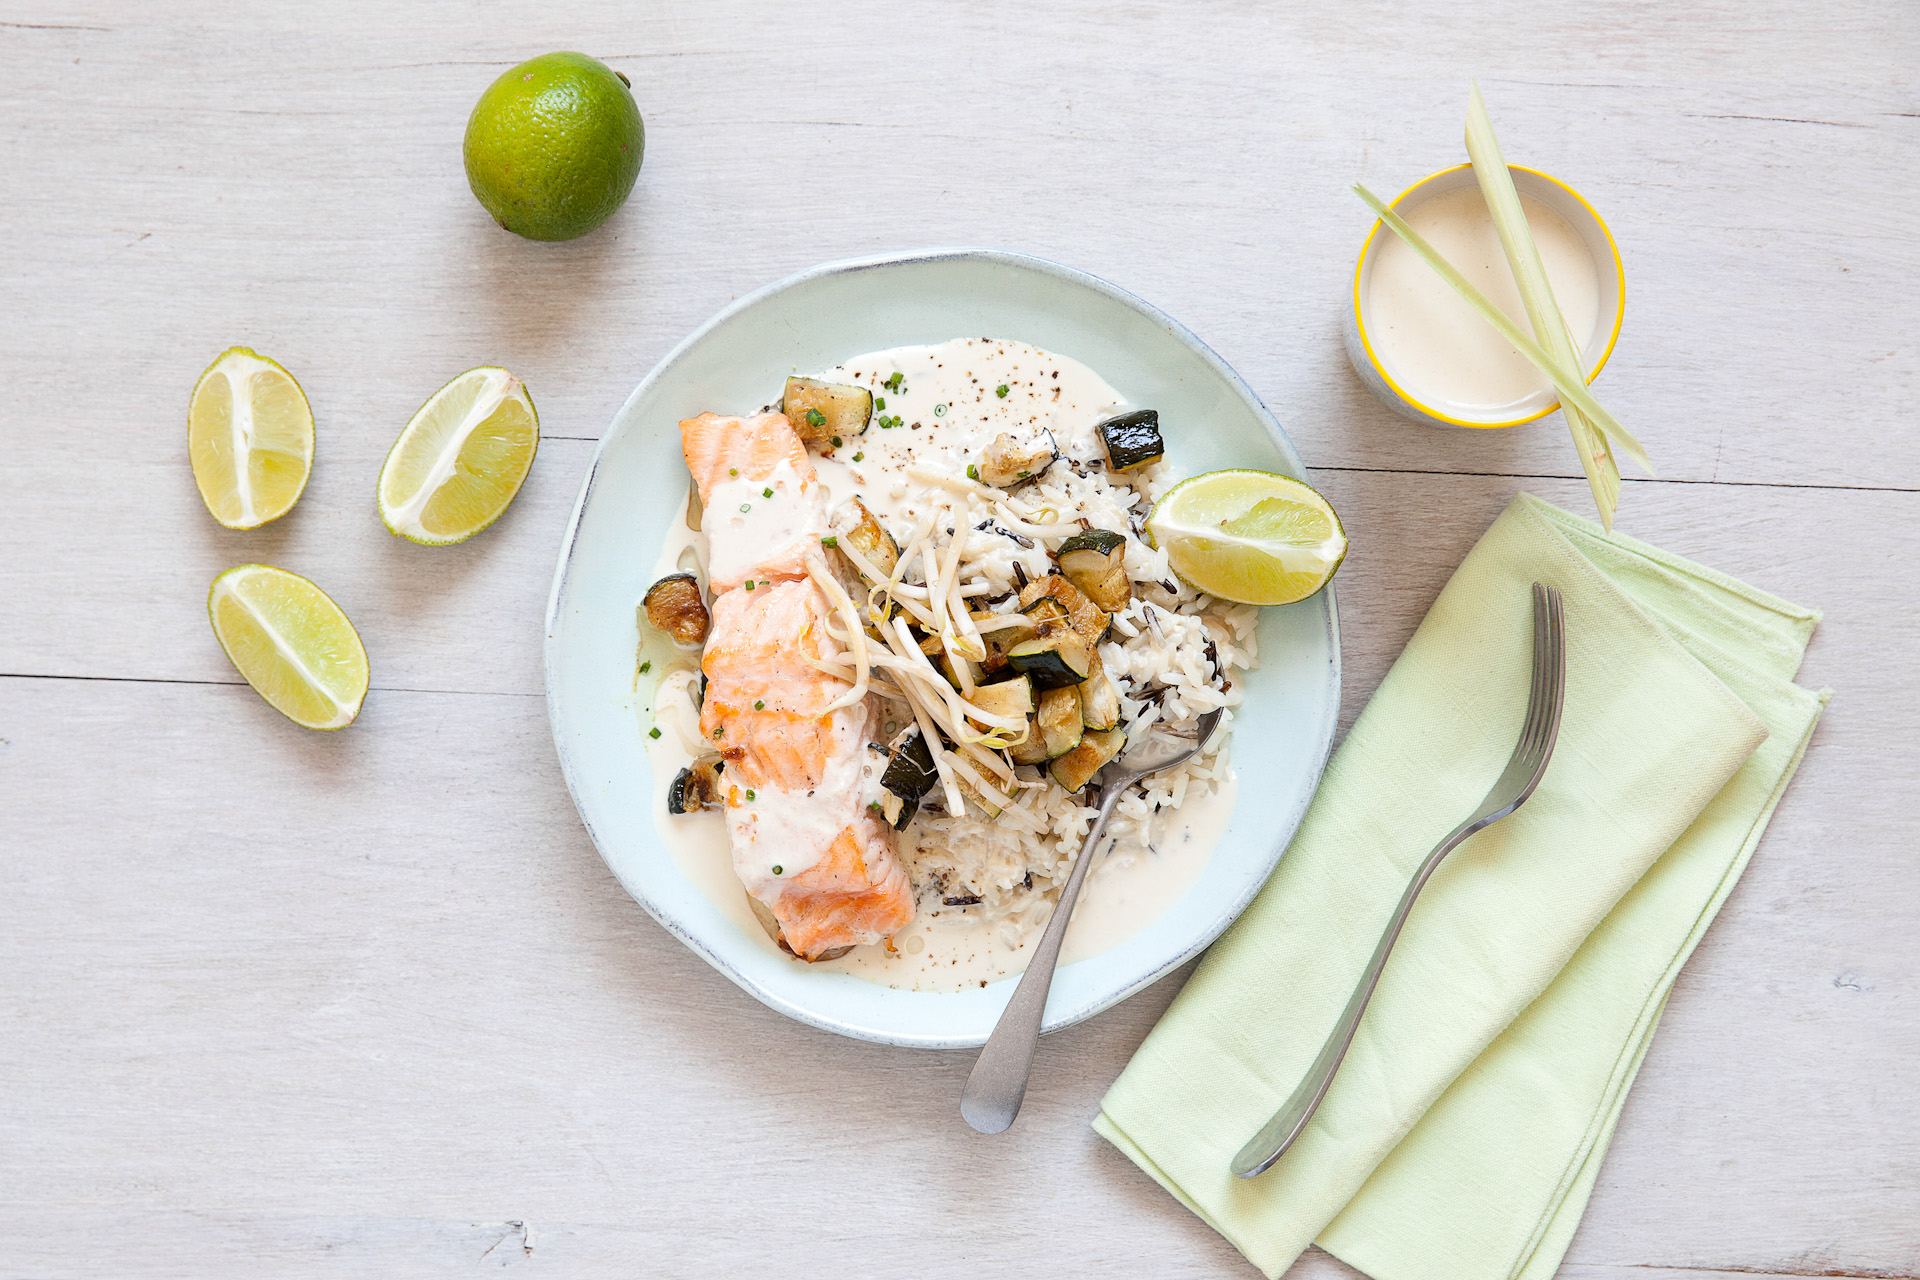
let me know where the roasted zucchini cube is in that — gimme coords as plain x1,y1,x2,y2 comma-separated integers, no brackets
1036,685,1085,760
783,376,873,443
880,728,939,803
667,754,725,814
1007,628,1092,690
1008,712,1052,766
837,498,900,580
1096,409,1164,472
976,612,1038,674
1018,573,1110,646
1057,529,1131,612
1079,648,1121,732
644,572,710,647
968,675,1034,723
1049,726,1126,793
976,429,1058,487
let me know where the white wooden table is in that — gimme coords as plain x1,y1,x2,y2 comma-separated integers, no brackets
4,3,1916,1275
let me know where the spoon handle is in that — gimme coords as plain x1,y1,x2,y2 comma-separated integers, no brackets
960,783,1126,1134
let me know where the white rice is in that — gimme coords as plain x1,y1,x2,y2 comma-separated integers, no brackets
864,448,1257,947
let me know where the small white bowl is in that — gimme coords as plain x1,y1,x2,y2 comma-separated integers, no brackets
1344,164,1625,429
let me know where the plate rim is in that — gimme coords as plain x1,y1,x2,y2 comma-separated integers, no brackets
543,246,1341,1048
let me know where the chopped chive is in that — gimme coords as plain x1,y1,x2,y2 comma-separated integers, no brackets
805,408,826,428
875,396,887,410
934,403,947,416
639,660,651,673
745,581,755,591
966,464,979,480
739,502,751,513
884,372,903,392
821,534,838,547
762,486,773,498
830,436,843,448
648,727,661,739
746,789,756,800
729,468,738,476
754,700,764,710
771,864,782,875
852,452,864,462
712,727,724,738
995,384,1009,398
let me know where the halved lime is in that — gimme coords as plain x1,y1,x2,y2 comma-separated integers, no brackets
1145,470,1347,606
377,367,538,546
208,564,369,729
188,347,314,529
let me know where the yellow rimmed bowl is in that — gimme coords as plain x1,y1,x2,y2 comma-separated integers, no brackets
1344,164,1624,429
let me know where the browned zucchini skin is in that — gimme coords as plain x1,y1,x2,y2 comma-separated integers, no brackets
1097,409,1164,471
1007,630,1091,690
644,572,711,646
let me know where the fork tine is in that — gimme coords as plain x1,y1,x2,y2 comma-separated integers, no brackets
1522,584,1565,787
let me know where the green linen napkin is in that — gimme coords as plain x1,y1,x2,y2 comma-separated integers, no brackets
1094,493,1825,1280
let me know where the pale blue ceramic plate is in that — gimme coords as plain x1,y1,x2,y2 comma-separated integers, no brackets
545,249,1339,1048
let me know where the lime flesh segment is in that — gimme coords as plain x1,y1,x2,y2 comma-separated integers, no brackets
378,367,538,545
208,565,369,729
1146,470,1348,606
188,347,314,529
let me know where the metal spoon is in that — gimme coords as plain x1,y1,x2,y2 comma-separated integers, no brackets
961,708,1225,1134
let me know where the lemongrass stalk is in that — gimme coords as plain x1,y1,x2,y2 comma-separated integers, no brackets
1353,183,1654,476
1464,83,1628,529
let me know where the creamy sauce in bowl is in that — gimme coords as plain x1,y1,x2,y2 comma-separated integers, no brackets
1347,165,1623,429
1367,185,1600,411
638,338,1246,993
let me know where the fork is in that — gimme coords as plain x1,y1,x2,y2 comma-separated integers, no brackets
1231,581,1566,1179
962,708,1226,1135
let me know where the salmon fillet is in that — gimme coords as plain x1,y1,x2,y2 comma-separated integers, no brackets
681,411,915,960
680,411,829,590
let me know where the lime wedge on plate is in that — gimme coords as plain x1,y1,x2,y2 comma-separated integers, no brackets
1146,470,1347,606
378,367,538,545
208,564,369,729
188,347,314,529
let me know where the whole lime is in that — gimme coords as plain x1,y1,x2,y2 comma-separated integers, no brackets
463,52,644,242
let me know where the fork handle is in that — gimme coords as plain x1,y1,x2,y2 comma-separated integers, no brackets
961,782,1127,1135
1229,812,1483,1179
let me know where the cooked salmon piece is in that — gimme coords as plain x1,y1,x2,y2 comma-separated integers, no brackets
681,411,915,960
679,411,829,590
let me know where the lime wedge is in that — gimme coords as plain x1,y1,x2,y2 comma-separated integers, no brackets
188,347,314,529
378,367,538,545
208,565,369,729
1145,470,1347,606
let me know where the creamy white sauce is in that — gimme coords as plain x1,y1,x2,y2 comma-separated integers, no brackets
806,338,1127,527
638,339,1239,991
1367,186,1600,411
722,706,874,895
701,458,825,588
